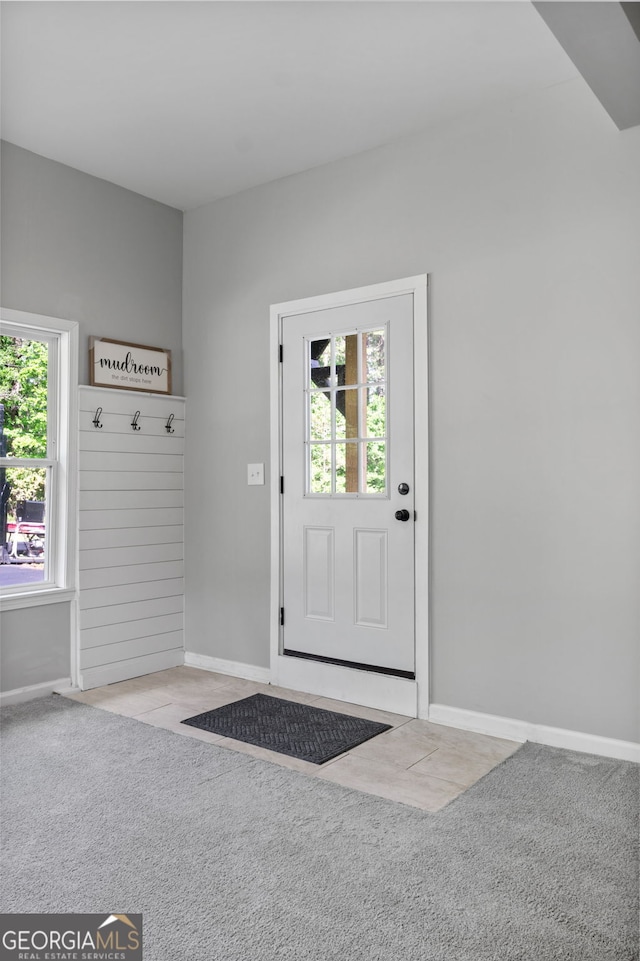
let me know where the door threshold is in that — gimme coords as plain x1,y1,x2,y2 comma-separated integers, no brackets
275,653,418,717
283,648,415,681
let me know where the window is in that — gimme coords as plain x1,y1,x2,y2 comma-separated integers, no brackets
306,326,387,496
0,309,78,603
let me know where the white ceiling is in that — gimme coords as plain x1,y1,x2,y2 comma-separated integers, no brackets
0,1,578,211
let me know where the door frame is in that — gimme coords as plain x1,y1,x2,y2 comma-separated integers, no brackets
269,275,429,718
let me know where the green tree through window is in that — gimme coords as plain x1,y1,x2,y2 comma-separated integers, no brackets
0,335,48,512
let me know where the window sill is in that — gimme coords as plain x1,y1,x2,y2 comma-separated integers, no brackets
0,587,76,612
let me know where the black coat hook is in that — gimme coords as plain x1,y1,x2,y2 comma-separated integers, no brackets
131,411,141,431
92,407,103,429
165,413,175,434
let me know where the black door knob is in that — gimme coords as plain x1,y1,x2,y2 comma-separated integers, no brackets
395,509,410,522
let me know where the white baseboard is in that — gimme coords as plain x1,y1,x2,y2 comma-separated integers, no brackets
0,677,73,706
184,651,272,685
54,683,82,697
428,703,640,764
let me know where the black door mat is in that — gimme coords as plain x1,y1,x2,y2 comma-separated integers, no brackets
181,693,392,764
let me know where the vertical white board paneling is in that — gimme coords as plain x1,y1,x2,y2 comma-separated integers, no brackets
78,387,185,689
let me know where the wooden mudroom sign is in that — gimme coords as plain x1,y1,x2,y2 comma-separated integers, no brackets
89,337,172,394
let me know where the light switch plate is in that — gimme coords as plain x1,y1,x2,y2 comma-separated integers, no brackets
247,463,265,485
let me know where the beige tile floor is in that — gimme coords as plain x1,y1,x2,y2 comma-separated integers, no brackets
65,666,520,812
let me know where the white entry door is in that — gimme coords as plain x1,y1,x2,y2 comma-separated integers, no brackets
281,292,415,676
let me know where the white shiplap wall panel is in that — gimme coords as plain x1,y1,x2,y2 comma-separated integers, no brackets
79,507,183,530
79,431,185,455
80,389,182,420
80,525,183,552
80,413,185,438
78,386,185,688
79,577,185,611
80,450,183,472
81,612,184,650
81,595,184,631
81,650,184,691
80,489,183,511
80,560,184,591
80,542,183,570
81,632,184,671
80,471,183,491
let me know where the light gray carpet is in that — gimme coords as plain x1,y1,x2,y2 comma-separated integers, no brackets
1,696,638,961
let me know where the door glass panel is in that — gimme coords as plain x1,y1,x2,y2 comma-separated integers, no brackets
335,442,359,494
345,440,359,493
365,386,386,439
364,329,385,384
310,444,332,494
344,385,359,439
335,443,346,494
310,391,331,440
335,388,358,440
305,325,387,496
363,387,387,440
365,442,386,493
310,338,331,389
335,333,358,386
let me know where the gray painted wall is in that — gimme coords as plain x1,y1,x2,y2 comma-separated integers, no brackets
0,604,70,690
183,79,640,742
1,142,184,391
1,141,183,692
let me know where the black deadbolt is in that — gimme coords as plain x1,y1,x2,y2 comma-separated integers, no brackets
395,509,411,522
398,482,410,495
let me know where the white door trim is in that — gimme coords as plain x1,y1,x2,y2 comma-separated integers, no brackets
270,275,429,717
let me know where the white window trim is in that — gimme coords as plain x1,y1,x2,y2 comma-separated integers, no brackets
0,307,78,609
